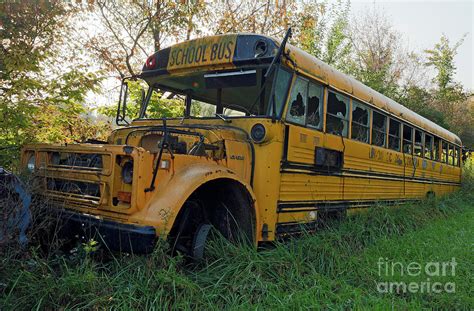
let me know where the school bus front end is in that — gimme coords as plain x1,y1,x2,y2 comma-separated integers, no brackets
22,115,287,254
20,32,293,254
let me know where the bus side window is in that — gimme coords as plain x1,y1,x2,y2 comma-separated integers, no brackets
448,144,454,165
326,90,349,137
442,141,448,163
414,130,423,157
424,134,433,159
388,118,401,151
269,67,292,117
286,76,308,125
371,111,387,147
433,137,440,161
403,125,413,154
306,82,323,129
454,147,459,166
351,101,370,143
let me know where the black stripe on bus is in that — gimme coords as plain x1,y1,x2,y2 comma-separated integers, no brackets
275,221,319,235
277,198,417,213
281,161,461,186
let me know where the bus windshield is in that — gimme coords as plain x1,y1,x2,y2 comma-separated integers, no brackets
140,66,292,119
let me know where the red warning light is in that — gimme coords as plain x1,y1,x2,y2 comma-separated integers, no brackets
146,55,156,69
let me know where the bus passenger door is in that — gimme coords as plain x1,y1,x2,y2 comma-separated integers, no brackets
278,76,326,231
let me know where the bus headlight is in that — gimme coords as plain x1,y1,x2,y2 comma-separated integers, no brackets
250,123,266,143
27,154,36,172
121,161,133,184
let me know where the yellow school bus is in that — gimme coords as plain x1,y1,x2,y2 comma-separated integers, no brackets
22,30,463,256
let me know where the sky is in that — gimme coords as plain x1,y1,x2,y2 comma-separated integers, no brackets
347,0,473,90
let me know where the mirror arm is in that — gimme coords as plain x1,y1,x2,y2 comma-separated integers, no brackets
139,85,153,119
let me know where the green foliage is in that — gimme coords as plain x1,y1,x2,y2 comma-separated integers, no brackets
0,1,110,170
423,35,473,147
398,85,450,129
1,188,472,309
98,80,184,120
425,34,465,92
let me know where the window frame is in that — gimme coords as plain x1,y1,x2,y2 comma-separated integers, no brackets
306,81,325,130
424,134,433,159
448,144,454,165
414,129,423,157
285,75,309,126
388,118,401,151
402,124,414,154
268,66,294,118
325,89,350,137
371,110,388,148
350,100,371,144
454,147,460,166
441,141,448,163
433,136,441,161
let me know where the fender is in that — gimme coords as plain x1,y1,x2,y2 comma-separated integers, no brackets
130,163,260,242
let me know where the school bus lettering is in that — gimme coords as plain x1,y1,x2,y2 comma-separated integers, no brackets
168,35,236,70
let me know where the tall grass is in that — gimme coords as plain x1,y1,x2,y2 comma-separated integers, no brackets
1,168,472,310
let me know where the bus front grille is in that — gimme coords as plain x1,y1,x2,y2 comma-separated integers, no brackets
48,152,103,172
46,178,101,204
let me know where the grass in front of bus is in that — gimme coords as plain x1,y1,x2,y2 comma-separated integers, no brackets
1,172,473,310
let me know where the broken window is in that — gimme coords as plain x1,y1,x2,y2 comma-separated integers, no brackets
326,90,349,137
442,141,448,163
414,130,423,157
351,101,370,143
433,137,440,161
388,118,401,151
371,111,387,147
424,134,433,159
403,125,413,154
307,82,323,129
286,76,308,125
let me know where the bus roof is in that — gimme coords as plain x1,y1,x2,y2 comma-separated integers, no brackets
141,33,461,146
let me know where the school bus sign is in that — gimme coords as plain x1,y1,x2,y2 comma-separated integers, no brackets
167,35,237,71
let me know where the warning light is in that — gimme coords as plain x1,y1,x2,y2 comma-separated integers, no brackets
146,55,156,69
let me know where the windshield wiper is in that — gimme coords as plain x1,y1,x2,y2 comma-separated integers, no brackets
215,113,231,123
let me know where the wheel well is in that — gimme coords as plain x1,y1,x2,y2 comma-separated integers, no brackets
169,178,256,245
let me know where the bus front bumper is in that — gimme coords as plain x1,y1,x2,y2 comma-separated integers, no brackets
59,210,156,254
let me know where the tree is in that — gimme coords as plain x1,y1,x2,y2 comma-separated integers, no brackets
425,34,465,93
424,35,472,147
298,0,351,71
345,8,407,99
77,0,206,78
0,1,106,169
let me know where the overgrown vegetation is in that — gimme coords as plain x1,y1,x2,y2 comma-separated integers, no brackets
1,167,472,310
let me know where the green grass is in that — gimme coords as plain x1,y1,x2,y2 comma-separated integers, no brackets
1,178,473,310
